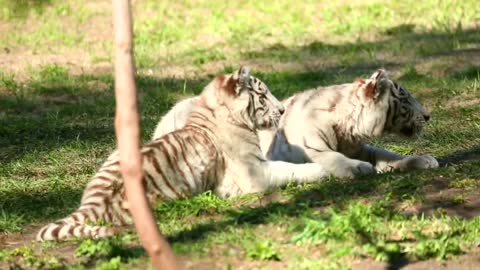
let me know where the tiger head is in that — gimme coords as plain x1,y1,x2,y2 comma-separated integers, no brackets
362,69,431,137
212,66,285,130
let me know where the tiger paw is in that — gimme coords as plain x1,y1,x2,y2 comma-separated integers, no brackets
352,161,377,176
400,154,439,171
330,160,376,179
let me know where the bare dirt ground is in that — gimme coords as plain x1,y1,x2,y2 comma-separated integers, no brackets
352,254,480,270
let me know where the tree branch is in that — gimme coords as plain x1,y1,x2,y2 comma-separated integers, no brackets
112,1,180,269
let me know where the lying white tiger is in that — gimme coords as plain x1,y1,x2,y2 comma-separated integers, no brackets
37,67,328,241
153,69,439,179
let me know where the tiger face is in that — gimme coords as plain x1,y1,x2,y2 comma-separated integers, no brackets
372,70,431,137
225,67,285,130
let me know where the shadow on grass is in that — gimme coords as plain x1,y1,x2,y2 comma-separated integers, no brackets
349,218,410,270
438,145,480,166
81,245,147,268
0,188,84,227
0,75,210,164
0,0,53,19
453,66,480,80
242,27,480,69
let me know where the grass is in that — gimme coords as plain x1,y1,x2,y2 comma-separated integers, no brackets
290,200,476,261
1,0,480,269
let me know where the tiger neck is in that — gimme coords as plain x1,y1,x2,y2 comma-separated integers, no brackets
333,89,389,144
190,102,262,161
219,117,262,160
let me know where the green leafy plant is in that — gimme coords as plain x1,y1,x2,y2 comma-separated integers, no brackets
0,246,63,269
245,240,281,261
291,201,478,262
95,256,124,270
75,239,117,258
155,190,231,219
0,210,24,232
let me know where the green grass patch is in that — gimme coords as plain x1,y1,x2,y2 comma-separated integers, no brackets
0,246,65,269
291,200,479,262
245,240,281,261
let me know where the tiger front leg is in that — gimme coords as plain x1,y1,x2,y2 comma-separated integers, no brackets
388,154,439,172
264,161,328,189
306,150,376,179
358,144,439,173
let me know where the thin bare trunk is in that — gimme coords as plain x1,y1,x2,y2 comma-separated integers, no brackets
112,1,180,269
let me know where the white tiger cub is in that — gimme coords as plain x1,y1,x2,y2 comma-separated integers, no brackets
37,67,328,241
153,69,439,179
267,69,439,178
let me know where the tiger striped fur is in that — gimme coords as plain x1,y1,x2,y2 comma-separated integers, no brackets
266,69,439,178
152,69,439,179
36,67,327,241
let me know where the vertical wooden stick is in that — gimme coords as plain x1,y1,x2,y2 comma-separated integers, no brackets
112,1,180,269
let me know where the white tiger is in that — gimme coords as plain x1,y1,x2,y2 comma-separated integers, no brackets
153,69,439,179
36,67,328,241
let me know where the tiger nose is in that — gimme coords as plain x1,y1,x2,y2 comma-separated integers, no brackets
423,112,431,122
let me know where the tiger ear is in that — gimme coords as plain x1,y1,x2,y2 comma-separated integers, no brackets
369,69,388,81
224,66,251,97
365,69,389,100
238,66,251,89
